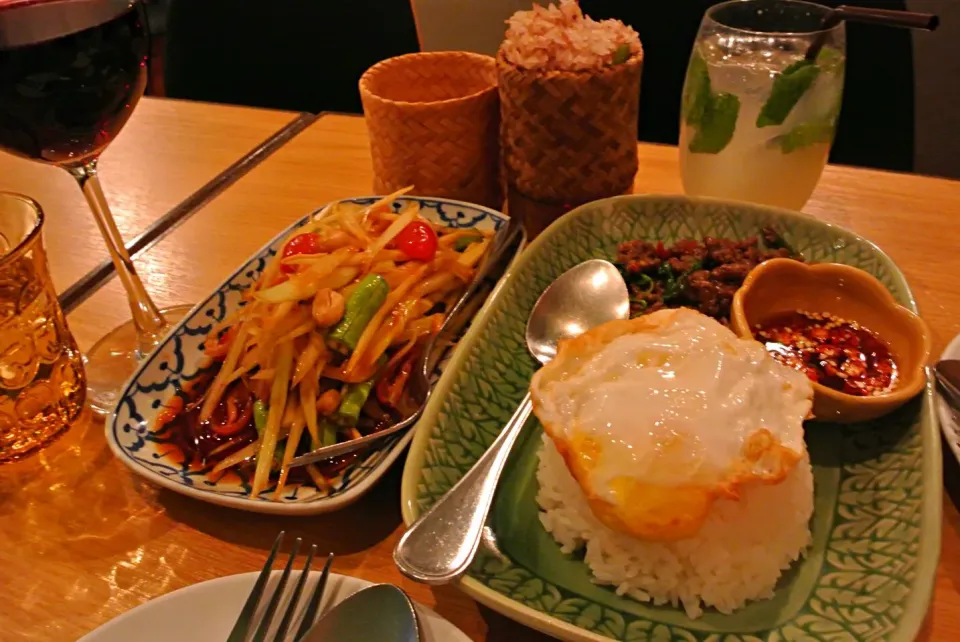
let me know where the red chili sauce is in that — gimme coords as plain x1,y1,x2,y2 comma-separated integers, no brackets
756,311,897,397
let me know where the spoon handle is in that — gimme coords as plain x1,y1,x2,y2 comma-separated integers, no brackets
394,393,533,584
291,413,418,464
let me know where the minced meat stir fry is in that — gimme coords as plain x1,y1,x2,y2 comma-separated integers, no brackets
615,228,802,323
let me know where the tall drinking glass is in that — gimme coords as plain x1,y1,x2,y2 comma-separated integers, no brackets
679,0,845,210
0,0,191,413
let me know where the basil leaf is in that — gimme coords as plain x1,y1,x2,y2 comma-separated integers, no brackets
683,259,703,278
688,92,740,154
757,60,820,128
658,263,683,301
634,273,654,294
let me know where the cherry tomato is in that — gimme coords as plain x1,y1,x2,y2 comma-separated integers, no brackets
393,220,438,261
280,233,321,273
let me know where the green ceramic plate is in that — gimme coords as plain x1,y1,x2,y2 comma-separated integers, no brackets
400,195,941,642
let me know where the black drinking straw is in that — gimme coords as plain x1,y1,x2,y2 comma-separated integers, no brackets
805,5,939,61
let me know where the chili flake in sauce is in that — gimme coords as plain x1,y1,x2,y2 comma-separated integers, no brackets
756,310,897,397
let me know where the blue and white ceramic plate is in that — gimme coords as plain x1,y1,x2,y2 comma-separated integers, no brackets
106,196,511,515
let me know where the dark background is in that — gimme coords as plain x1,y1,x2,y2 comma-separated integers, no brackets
146,0,946,177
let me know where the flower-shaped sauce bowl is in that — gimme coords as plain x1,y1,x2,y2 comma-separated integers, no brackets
731,258,931,423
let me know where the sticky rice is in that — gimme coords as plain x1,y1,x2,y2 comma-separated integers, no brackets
501,0,642,71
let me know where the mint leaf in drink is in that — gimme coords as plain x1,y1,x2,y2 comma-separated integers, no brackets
776,121,835,153
768,95,841,153
682,52,712,126
756,60,821,128
688,92,740,154
683,50,740,154
816,46,845,75
611,44,631,65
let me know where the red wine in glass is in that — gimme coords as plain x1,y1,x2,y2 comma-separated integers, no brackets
0,0,148,165
0,0,191,414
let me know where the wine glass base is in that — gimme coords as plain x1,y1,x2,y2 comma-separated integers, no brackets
85,304,194,416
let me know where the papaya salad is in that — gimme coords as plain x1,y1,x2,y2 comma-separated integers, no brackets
155,189,493,499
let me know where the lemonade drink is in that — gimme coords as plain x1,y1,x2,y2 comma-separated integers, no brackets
679,3,845,210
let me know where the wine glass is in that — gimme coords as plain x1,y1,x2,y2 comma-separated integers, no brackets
0,0,192,413
679,0,846,210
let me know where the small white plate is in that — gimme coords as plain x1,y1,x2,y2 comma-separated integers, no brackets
79,571,470,642
937,334,960,465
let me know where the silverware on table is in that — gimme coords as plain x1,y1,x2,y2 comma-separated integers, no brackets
393,259,630,584
935,360,960,410
226,532,333,642
934,360,960,431
299,584,421,642
288,214,524,468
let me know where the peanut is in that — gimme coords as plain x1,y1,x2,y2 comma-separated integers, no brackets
312,288,345,327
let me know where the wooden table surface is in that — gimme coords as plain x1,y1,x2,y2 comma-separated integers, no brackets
1,100,960,641
0,98,300,297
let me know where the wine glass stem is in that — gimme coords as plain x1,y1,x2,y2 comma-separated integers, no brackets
67,159,168,356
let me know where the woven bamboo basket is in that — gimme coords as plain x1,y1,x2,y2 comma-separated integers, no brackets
498,50,643,206
359,52,501,209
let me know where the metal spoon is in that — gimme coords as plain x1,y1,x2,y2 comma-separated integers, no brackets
393,259,630,584
288,216,524,468
301,584,420,642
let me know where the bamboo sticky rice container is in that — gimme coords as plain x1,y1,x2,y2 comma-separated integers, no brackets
359,52,501,209
497,0,643,213
499,52,642,205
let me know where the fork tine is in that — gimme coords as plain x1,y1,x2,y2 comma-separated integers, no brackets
272,544,316,642
293,552,334,641
252,537,302,642
226,532,285,642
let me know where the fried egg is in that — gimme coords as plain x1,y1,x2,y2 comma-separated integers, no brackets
529,307,813,542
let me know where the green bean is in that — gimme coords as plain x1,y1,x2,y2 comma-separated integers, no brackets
327,274,389,354
453,232,484,252
334,379,375,426
320,420,338,447
270,442,286,471
253,399,268,436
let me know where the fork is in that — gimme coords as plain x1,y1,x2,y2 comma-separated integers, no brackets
226,532,334,642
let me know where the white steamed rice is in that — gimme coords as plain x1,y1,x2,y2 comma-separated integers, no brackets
536,434,813,618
